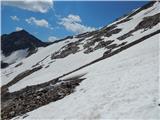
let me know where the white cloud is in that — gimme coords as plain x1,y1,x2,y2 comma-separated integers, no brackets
48,36,59,42
2,0,53,13
16,27,23,31
62,14,81,23
10,16,19,21
26,17,49,28
59,14,96,34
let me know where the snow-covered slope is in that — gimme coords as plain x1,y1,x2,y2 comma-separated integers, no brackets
1,1,160,119
2,1,159,90
16,31,159,120
1,49,29,64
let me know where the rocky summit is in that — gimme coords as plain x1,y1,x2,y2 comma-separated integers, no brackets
1,30,51,68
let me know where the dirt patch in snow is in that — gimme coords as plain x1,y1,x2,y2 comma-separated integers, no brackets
15,62,23,68
32,55,49,68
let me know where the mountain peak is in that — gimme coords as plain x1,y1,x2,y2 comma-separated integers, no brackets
15,29,28,34
8,29,34,38
1,29,49,63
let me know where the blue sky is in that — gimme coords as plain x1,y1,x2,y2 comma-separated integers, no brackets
1,1,148,42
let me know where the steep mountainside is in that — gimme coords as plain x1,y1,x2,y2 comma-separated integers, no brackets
1,30,51,67
1,1,160,119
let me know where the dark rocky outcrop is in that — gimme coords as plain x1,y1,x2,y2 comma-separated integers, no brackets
118,13,160,40
117,32,133,40
1,74,85,120
94,40,114,50
1,61,9,69
75,31,97,39
105,28,122,37
106,44,117,49
83,37,103,49
51,42,80,59
84,47,94,54
135,13,160,30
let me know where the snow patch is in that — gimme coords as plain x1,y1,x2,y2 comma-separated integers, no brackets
1,49,28,64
